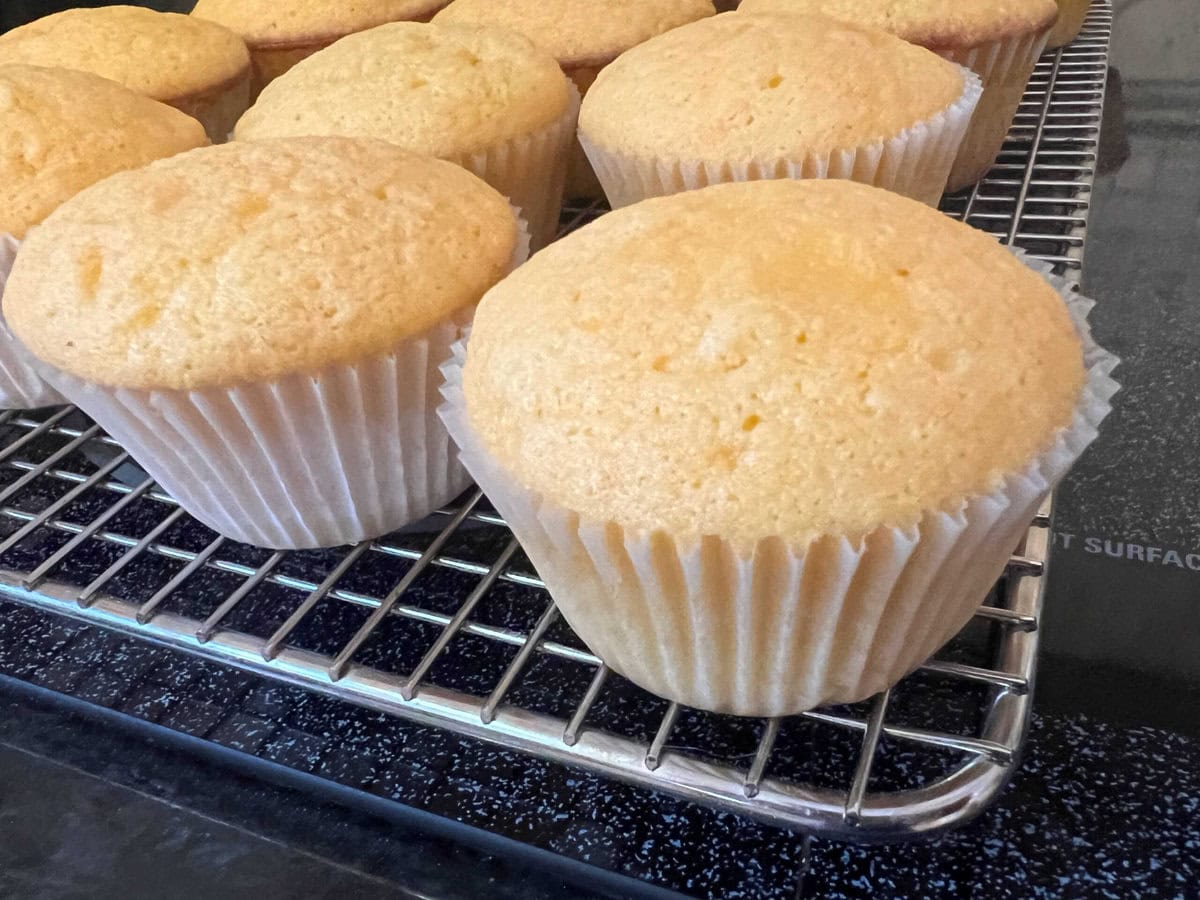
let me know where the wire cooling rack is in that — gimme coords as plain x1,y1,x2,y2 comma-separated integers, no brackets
0,4,1111,841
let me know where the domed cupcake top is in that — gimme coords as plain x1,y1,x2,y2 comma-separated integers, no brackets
234,22,571,158
433,0,716,67
5,138,518,391
738,0,1060,49
579,13,966,161
464,179,1085,545
191,0,450,48
0,6,250,103
0,64,208,239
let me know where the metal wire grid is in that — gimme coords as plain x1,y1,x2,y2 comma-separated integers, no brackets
942,5,1112,280
0,4,1110,841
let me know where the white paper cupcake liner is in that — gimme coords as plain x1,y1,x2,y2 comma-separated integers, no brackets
940,29,1051,190
450,81,580,251
22,214,530,551
1047,0,1093,49
578,66,982,209
0,235,66,410
43,319,471,549
438,249,1120,717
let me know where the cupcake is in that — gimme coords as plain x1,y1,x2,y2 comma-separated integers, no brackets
0,6,251,142
738,0,1060,190
432,0,716,199
190,0,452,96
234,23,577,250
4,138,527,550
1047,0,1092,48
441,179,1118,717
0,64,208,410
577,13,982,208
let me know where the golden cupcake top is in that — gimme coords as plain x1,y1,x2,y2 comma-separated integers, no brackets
5,138,518,392
432,0,716,68
0,65,208,240
191,0,449,49
0,6,250,103
579,13,966,161
234,23,571,157
738,0,1060,49
464,179,1085,546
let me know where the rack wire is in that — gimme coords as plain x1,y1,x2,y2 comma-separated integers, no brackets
0,4,1111,841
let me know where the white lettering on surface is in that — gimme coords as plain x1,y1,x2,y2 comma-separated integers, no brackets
1054,531,1200,573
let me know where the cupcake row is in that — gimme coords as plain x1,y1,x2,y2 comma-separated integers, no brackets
0,138,1117,714
0,1,1094,238
0,1,1113,718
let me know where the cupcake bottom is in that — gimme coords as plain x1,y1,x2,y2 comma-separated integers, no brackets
440,256,1118,717
172,69,252,144
562,63,606,201
579,68,982,209
1047,0,1093,49
36,315,471,550
0,235,65,410
450,82,579,251
942,30,1050,191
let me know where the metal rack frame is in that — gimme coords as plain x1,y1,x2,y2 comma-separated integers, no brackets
0,4,1111,842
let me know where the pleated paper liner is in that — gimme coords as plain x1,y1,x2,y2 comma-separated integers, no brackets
449,80,580,251
942,28,1052,191
0,235,66,410
22,213,530,551
439,250,1119,718
578,66,983,209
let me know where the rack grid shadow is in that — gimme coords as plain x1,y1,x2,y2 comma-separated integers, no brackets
0,3,1111,842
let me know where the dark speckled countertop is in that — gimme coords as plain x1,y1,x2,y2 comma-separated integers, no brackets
2,1,1199,898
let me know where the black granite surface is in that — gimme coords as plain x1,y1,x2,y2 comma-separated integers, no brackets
2,599,1199,899
0,678,623,900
1,0,1199,898
803,718,1200,897
1037,0,1200,720
0,746,416,900
0,601,810,898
